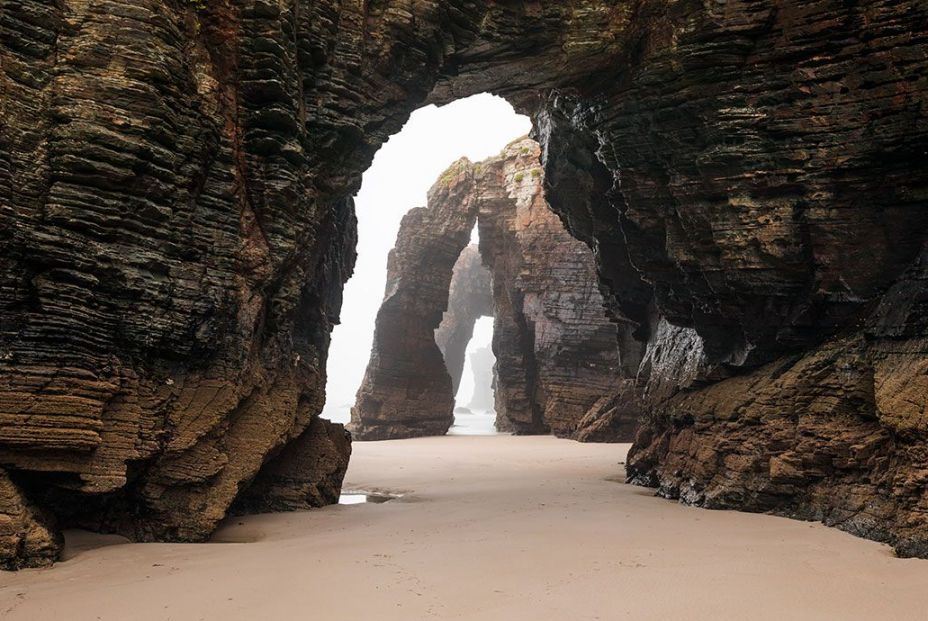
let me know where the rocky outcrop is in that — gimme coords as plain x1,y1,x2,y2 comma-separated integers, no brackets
1,0,362,566
0,469,61,570
2,0,927,566
435,246,494,395
467,346,496,413
353,139,634,441
627,248,928,558
348,160,478,440
477,140,629,438
232,417,351,513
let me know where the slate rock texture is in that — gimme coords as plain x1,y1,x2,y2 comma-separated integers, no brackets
2,0,927,566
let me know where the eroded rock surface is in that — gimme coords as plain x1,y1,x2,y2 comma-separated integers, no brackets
353,139,634,441
477,140,631,439
348,161,478,440
1,0,927,566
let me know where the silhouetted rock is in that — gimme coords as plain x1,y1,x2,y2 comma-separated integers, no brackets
467,347,497,413
435,246,494,395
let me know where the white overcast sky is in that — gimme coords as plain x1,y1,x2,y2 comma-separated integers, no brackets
323,94,532,423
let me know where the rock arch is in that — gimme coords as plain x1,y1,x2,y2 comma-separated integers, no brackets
350,139,633,441
1,1,927,566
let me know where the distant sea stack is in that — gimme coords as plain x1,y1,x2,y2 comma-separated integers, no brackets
467,346,496,413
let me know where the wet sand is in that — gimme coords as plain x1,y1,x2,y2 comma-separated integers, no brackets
2,435,927,620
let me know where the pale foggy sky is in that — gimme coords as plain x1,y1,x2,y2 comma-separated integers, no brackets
323,94,532,423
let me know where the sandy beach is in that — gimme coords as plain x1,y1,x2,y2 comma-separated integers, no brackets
2,434,927,620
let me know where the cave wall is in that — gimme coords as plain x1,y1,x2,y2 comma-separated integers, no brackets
1,0,927,566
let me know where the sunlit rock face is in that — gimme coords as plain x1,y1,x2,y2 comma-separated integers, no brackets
1,0,927,566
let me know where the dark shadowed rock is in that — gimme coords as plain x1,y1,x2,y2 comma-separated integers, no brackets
1,0,927,566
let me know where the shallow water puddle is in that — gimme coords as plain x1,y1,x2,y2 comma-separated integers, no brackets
338,491,396,505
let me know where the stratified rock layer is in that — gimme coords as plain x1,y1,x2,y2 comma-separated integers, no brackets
477,140,629,439
1,0,927,566
352,139,633,441
232,417,351,514
348,161,478,440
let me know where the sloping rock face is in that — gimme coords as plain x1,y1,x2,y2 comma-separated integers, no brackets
1,0,927,566
353,139,633,441
435,245,494,395
627,250,928,558
232,417,351,514
348,161,478,440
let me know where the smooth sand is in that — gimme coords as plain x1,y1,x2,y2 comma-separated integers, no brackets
2,435,927,620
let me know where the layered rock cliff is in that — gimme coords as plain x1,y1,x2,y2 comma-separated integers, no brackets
1,0,927,566
348,160,478,440
351,139,632,441
477,140,630,438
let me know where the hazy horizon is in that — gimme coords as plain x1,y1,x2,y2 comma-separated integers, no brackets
323,94,532,423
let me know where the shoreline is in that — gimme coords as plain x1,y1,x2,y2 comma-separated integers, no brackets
2,435,926,620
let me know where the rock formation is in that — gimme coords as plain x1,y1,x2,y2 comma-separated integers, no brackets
467,346,496,413
476,140,630,438
1,0,927,566
435,246,494,396
348,160,478,440
352,139,632,441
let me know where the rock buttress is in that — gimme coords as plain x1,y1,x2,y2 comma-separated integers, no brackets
348,161,479,440
435,245,494,396
478,139,633,440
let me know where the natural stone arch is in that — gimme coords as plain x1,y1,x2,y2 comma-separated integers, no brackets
0,0,926,567
351,139,638,441
435,246,494,397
